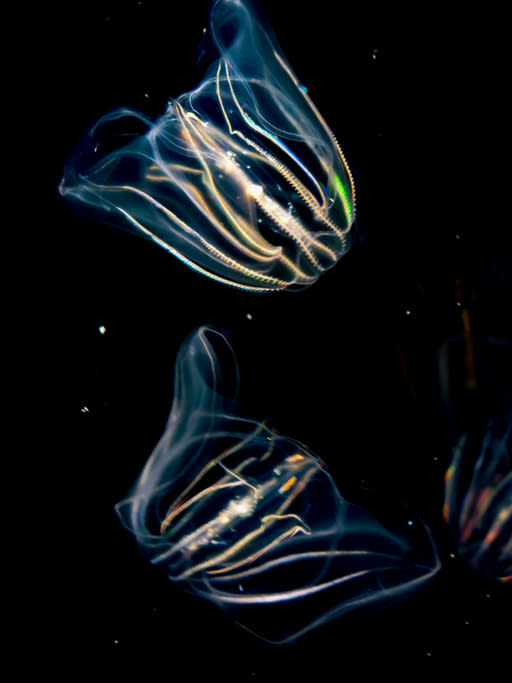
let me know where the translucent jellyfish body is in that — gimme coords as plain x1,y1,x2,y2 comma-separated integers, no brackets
59,0,355,291
439,336,512,582
116,326,440,643
444,415,511,582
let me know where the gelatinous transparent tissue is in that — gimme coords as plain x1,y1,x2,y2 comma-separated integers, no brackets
59,0,355,291
440,337,512,582
116,326,440,643
444,416,511,582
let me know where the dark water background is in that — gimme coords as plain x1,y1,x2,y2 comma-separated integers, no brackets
55,1,510,677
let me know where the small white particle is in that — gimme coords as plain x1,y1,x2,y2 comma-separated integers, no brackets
247,183,263,198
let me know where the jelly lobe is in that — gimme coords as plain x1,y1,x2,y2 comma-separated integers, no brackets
444,415,511,583
440,336,512,582
59,0,355,291
117,326,440,643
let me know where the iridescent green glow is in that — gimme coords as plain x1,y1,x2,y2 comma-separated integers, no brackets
59,0,356,291
335,173,354,224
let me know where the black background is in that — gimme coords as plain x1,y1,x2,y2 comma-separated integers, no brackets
54,1,511,677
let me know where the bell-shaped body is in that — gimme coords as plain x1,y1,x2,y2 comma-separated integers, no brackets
59,0,355,291
117,326,440,643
